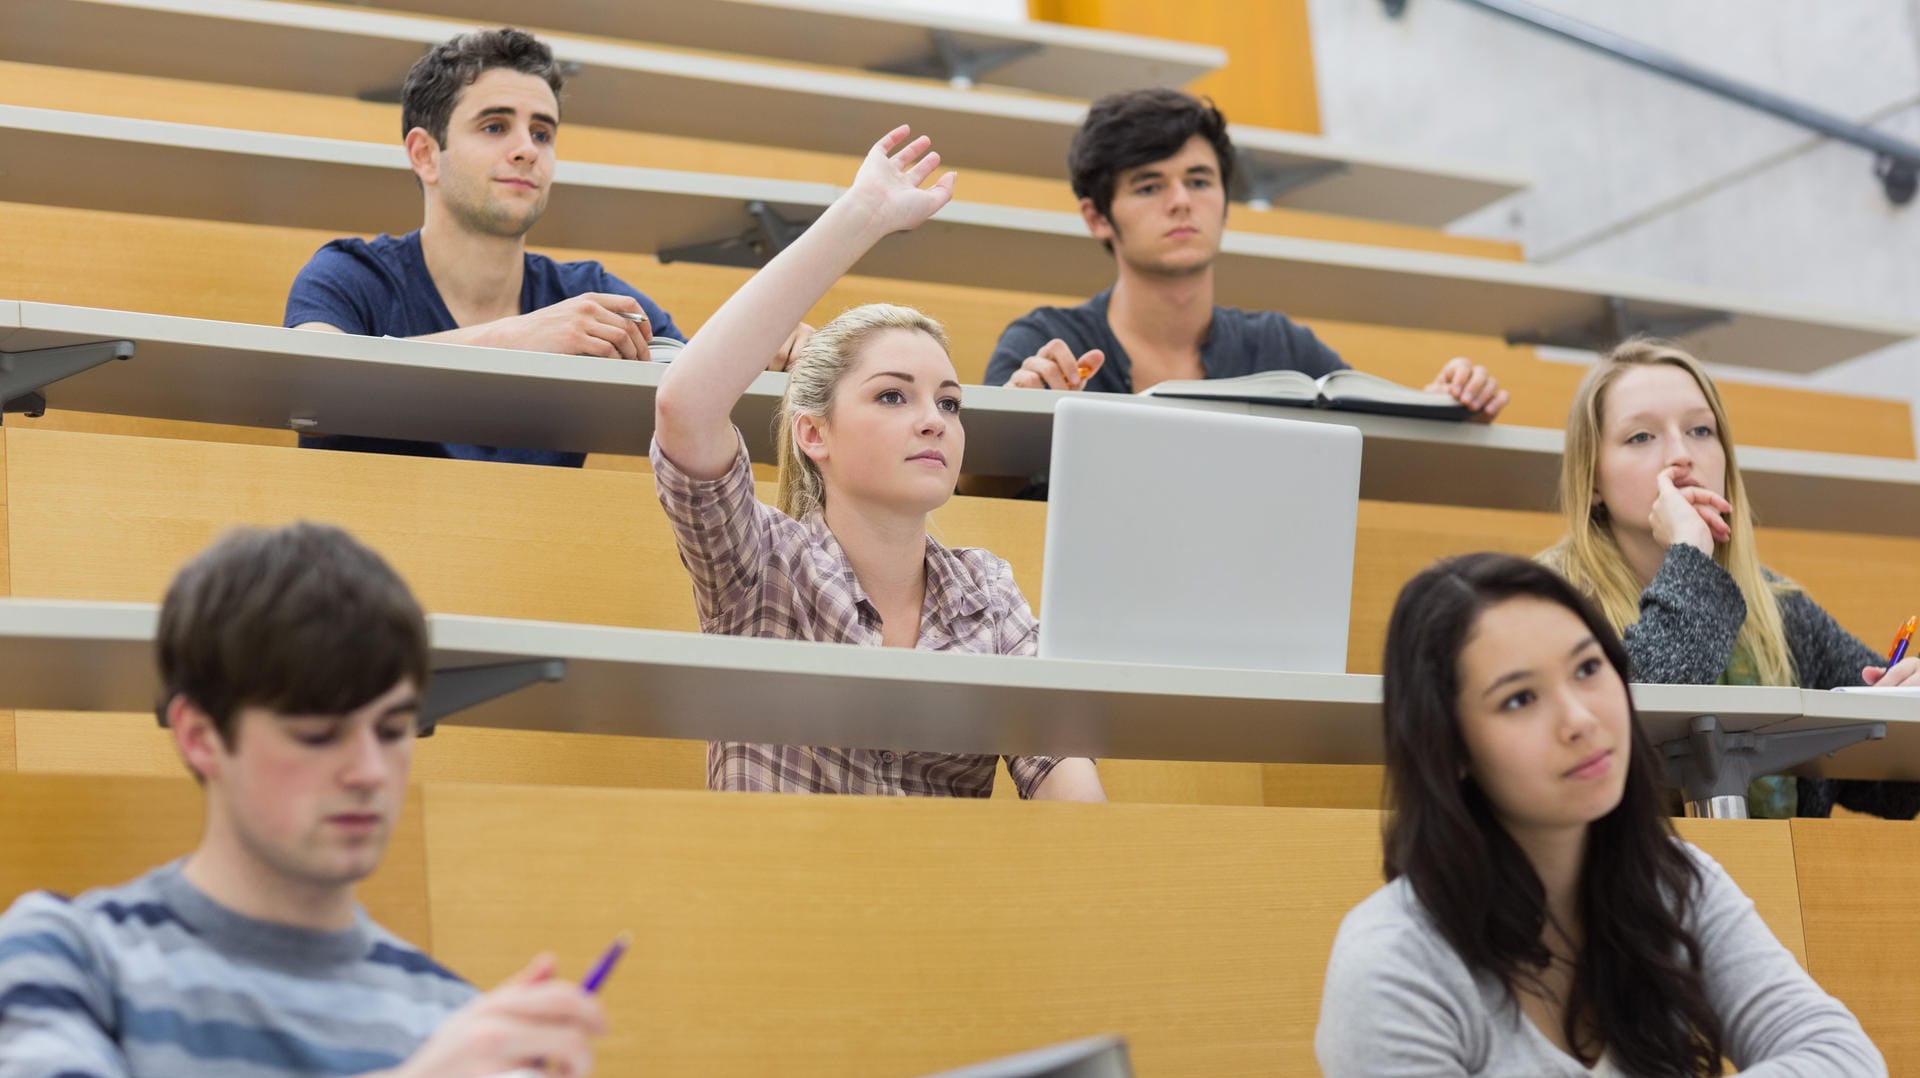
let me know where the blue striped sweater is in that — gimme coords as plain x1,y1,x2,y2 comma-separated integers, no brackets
0,861,476,1077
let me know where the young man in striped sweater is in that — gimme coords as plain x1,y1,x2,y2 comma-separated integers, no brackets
0,523,605,1077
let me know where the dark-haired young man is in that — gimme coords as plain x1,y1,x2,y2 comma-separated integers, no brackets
287,27,803,465
985,88,1509,421
0,523,606,1076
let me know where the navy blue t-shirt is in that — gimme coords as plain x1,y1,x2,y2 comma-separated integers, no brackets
284,231,684,467
983,289,1346,392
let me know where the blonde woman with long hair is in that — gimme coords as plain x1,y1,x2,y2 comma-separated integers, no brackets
1540,339,1919,819
650,126,1104,800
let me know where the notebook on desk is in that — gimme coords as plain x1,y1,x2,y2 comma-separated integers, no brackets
916,1036,1132,1077
1140,367,1471,420
1037,396,1361,673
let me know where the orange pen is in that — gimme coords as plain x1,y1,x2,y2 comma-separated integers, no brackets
1887,615,1916,666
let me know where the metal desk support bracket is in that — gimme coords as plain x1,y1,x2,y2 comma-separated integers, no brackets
1,340,134,422
1505,296,1730,352
153,659,564,734
1233,151,1348,210
872,30,1043,90
659,201,817,269
417,659,568,736
1661,714,1885,818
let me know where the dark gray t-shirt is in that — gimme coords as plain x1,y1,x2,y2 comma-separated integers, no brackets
982,289,1346,391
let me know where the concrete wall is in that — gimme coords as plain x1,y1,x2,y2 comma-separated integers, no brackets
1306,0,1920,426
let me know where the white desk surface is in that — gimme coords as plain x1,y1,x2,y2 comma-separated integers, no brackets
2,108,1910,374
0,599,1912,778
4,301,1916,537
347,0,1226,102
0,0,1523,227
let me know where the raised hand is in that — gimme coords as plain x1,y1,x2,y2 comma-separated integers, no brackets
846,125,957,237
1649,465,1731,556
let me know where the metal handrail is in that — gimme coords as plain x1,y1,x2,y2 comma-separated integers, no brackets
1386,0,1920,204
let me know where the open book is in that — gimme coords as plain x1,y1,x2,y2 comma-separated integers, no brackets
1140,369,1471,421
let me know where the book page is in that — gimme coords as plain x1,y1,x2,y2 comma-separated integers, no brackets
1316,369,1461,407
1140,370,1317,403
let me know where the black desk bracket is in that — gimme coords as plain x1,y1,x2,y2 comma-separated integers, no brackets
0,339,134,422
1661,714,1884,818
659,201,818,269
1504,297,1730,352
872,30,1044,90
417,659,568,736
1233,152,1348,210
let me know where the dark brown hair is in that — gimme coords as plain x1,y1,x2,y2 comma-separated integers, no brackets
1069,87,1235,251
157,522,429,748
1381,553,1724,1076
400,27,564,148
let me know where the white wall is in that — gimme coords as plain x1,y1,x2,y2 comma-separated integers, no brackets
1307,0,1920,427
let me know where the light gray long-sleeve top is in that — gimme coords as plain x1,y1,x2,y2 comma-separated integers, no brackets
1315,843,1883,1077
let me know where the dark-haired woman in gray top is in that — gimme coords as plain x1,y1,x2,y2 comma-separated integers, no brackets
1318,554,1882,1077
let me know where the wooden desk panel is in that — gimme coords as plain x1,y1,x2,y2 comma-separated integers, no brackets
6,199,1908,461
1673,818,1807,965
2,430,10,771
1791,818,1920,1075
0,773,1834,1076
424,785,1380,1076
10,710,709,793
0,772,433,950
420,786,1813,1077
0,61,1523,261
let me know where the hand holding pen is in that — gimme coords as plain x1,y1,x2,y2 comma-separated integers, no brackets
1862,614,1920,688
390,936,625,1078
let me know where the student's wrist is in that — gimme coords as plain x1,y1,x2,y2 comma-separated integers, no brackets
823,191,895,248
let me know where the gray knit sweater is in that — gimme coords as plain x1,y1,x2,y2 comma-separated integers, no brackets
1625,543,1919,818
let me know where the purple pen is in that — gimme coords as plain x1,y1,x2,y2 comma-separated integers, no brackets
580,931,630,995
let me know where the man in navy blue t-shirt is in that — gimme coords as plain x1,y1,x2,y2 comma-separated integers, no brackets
286,28,802,466
985,89,1510,423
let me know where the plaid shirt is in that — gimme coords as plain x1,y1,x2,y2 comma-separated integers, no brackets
651,431,1063,797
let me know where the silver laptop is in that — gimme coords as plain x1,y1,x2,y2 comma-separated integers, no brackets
915,1036,1132,1078
1037,396,1361,673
